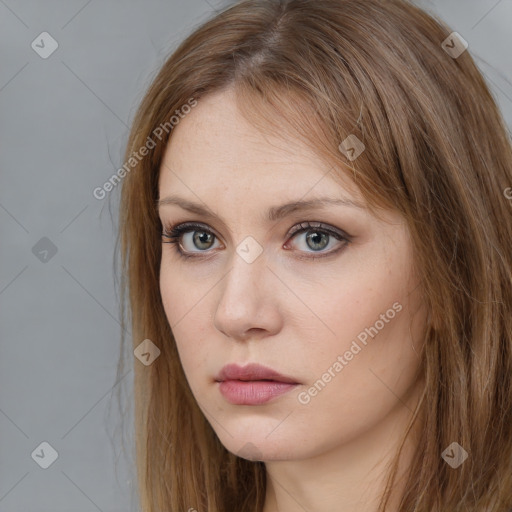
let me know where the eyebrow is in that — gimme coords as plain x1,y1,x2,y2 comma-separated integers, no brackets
156,194,365,222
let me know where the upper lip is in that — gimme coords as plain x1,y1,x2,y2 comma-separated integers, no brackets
215,363,300,384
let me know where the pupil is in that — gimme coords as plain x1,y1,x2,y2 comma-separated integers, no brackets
195,231,212,249
307,231,328,251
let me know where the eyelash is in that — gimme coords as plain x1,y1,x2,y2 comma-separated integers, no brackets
161,221,352,261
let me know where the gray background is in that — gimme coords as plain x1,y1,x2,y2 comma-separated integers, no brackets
1,0,511,510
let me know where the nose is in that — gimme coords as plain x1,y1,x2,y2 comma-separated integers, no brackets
213,248,283,341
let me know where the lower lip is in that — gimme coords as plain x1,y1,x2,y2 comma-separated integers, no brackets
217,380,298,405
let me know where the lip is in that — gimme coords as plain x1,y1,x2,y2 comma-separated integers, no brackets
215,363,300,405
215,363,299,384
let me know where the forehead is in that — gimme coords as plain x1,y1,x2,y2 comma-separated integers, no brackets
158,89,362,203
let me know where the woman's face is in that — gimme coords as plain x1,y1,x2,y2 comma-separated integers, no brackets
157,88,427,462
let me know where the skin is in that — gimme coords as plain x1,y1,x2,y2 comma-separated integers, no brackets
158,87,428,512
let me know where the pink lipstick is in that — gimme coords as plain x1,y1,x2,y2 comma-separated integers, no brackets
214,363,300,405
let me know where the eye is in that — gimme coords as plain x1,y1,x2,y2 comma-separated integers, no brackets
283,221,350,259
161,221,351,260
161,222,222,258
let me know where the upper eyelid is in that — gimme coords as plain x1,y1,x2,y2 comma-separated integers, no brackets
289,221,347,236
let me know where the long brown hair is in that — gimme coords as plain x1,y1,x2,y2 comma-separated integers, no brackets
116,0,512,510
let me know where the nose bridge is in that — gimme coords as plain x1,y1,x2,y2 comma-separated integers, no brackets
222,243,269,306
214,242,279,337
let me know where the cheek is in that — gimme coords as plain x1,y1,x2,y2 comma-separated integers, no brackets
159,260,210,331
159,269,211,378
293,239,424,408
289,297,424,453
299,248,410,355
297,280,420,397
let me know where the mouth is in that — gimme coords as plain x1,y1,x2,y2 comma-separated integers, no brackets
214,363,300,405
215,362,300,384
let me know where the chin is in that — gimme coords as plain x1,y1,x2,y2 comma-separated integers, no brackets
213,426,307,462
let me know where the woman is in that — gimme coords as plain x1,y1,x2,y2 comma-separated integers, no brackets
117,0,512,510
